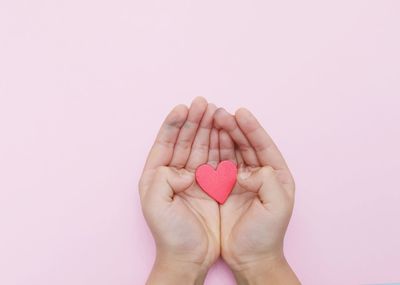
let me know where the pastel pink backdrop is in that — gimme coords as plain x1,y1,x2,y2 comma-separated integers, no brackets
0,1,399,284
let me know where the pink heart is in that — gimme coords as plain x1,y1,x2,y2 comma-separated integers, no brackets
195,160,237,204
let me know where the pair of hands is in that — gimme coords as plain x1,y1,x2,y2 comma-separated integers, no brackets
139,97,300,285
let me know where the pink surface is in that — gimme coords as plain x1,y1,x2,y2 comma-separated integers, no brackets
0,1,399,284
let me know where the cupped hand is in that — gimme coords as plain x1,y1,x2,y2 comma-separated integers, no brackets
139,97,220,284
214,108,300,284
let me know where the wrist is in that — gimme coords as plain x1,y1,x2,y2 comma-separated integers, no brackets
147,254,208,285
232,255,300,285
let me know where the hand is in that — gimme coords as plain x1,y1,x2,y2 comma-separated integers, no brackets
214,108,300,285
139,97,220,285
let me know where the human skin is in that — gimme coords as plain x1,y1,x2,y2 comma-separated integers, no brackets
214,107,300,285
139,97,221,285
139,98,300,284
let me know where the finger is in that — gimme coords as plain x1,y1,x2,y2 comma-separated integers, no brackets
208,128,219,168
235,149,244,167
214,108,260,167
185,103,217,171
237,166,292,209
142,166,194,203
219,130,236,163
235,108,289,171
170,97,208,168
143,104,189,171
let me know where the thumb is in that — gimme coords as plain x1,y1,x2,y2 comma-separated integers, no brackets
146,166,194,202
237,166,289,208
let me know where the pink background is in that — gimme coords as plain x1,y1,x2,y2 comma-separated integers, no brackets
1,1,399,284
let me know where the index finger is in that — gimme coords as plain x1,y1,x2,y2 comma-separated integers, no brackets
235,108,289,171
143,104,189,171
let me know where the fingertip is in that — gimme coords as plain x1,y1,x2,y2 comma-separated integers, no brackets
167,104,189,127
235,107,260,131
236,168,253,190
215,107,227,115
191,96,208,108
213,108,224,129
235,107,249,115
238,170,251,181
188,97,208,122
214,107,228,124
200,103,218,128
205,103,218,118
235,107,252,121
208,103,217,112
174,104,189,115
214,108,237,131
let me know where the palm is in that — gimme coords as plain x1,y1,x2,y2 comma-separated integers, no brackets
139,98,220,268
214,107,295,269
221,181,263,256
170,170,220,264
220,170,289,265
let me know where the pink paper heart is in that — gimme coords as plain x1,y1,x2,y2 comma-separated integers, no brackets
195,160,237,204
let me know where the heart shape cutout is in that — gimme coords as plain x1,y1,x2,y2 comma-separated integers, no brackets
195,160,237,204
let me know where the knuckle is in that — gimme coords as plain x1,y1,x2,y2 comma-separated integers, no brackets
238,143,250,151
238,143,251,152
192,141,209,152
155,138,175,149
175,139,191,150
172,161,186,169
